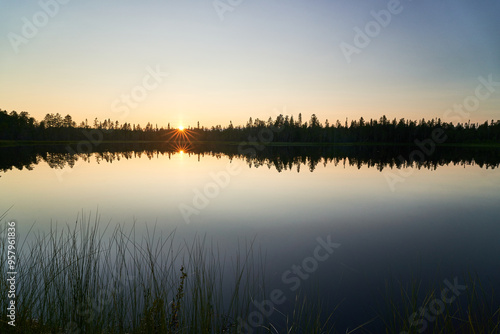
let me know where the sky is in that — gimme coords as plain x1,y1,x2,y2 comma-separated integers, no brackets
1,0,499,128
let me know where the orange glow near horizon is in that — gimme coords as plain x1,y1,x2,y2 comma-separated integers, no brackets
170,142,193,155
168,127,196,143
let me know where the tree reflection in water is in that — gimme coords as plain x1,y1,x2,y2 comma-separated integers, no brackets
1,143,499,175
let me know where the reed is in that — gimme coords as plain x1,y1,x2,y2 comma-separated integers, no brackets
378,273,500,333
0,215,266,333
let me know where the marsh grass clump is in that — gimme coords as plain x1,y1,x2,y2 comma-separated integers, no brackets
379,274,500,334
0,215,268,334
136,266,187,333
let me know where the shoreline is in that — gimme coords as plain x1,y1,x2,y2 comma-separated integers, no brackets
1,139,500,148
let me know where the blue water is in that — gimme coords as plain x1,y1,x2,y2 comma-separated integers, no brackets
1,145,499,331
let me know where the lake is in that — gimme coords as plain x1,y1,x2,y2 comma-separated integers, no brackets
1,143,500,332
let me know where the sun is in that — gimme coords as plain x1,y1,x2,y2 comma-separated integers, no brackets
167,125,196,143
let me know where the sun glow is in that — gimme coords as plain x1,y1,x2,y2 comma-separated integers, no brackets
167,125,196,143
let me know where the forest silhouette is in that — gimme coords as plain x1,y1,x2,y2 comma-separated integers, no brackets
1,109,500,144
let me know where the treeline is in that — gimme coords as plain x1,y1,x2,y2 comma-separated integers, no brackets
1,109,500,143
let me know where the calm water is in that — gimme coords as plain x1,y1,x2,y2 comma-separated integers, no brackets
2,143,500,331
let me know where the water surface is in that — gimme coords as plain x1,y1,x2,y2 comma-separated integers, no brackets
1,143,500,331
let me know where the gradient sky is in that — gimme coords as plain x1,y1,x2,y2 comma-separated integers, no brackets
1,0,499,128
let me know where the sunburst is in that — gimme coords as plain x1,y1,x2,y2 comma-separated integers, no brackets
167,127,196,142
169,141,194,155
